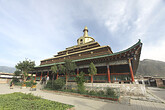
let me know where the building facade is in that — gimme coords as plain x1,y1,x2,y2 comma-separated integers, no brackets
0,72,14,84
33,27,142,83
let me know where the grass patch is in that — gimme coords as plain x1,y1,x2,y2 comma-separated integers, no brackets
0,92,74,110
159,87,165,89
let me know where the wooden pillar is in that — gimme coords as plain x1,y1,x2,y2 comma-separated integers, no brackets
40,72,42,81
91,75,93,83
35,72,37,81
56,72,58,80
107,65,111,83
77,68,79,75
128,59,135,82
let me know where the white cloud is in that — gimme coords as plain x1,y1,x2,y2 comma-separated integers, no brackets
0,0,165,67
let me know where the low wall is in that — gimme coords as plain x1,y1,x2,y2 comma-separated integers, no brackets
0,79,12,84
85,83,146,96
67,82,146,96
0,79,7,84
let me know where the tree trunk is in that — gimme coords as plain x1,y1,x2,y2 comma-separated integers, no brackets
91,75,93,89
23,75,26,82
52,74,54,87
65,73,67,90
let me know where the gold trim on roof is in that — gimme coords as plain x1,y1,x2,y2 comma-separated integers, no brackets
58,41,100,53
41,45,111,61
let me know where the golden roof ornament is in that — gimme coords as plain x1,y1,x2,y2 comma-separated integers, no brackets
77,26,95,45
83,26,88,37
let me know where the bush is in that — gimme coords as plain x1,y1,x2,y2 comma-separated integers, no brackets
106,88,116,97
89,90,97,96
62,89,77,93
25,81,32,87
13,80,37,87
97,90,105,96
75,71,86,94
30,79,37,86
11,77,20,84
77,84,85,94
52,78,65,90
45,79,65,90
45,80,52,89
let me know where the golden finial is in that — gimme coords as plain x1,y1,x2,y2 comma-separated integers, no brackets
83,26,88,37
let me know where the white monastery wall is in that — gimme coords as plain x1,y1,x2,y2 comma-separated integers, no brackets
84,83,146,96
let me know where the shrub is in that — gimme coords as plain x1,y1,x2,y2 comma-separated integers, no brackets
78,84,85,94
29,78,37,86
14,82,22,86
106,88,116,97
89,90,97,96
52,78,65,90
25,81,32,87
75,71,86,94
13,80,37,87
45,80,52,89
97,90,105,96
11,77,20,84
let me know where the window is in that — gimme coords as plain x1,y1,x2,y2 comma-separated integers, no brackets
80,39,83,44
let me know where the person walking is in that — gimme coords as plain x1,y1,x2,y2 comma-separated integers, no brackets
10,82,14,89
46,76,49,84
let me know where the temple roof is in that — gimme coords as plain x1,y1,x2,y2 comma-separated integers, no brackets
36,40,142,68
42,45,111,61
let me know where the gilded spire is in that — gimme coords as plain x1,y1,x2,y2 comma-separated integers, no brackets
83,26,88,37
77,26,95,45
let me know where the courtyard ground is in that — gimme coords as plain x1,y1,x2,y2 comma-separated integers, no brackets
0,84,165,110
148,87,165,101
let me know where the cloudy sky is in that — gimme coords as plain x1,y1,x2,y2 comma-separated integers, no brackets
0,0,165,67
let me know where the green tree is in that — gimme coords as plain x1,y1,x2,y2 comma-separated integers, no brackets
63,59,77,89
11,70,21,84
88,62,97,88
51,65,58,80
14,70,21,76
64,59,77,74
15,59,35,82
58,64,65,74
75,71,86,94
51,65,58,86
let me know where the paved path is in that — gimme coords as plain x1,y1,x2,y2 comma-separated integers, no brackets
148,87,165,100
0,84,165,110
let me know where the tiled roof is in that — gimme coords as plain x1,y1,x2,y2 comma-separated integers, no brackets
35,40,142,68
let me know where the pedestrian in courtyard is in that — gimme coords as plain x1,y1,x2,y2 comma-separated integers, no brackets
10,82,14,89
46,76,49,84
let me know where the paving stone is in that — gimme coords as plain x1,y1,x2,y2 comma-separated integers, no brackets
0,84,165,110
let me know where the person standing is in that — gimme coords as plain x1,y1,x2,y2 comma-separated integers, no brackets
46,75,49,84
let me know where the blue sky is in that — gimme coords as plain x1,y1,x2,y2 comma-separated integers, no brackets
0,0,165,67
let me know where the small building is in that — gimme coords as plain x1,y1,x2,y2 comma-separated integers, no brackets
135,75,165,87
149,77,165,87
0,72,14,83
33,27,142,83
